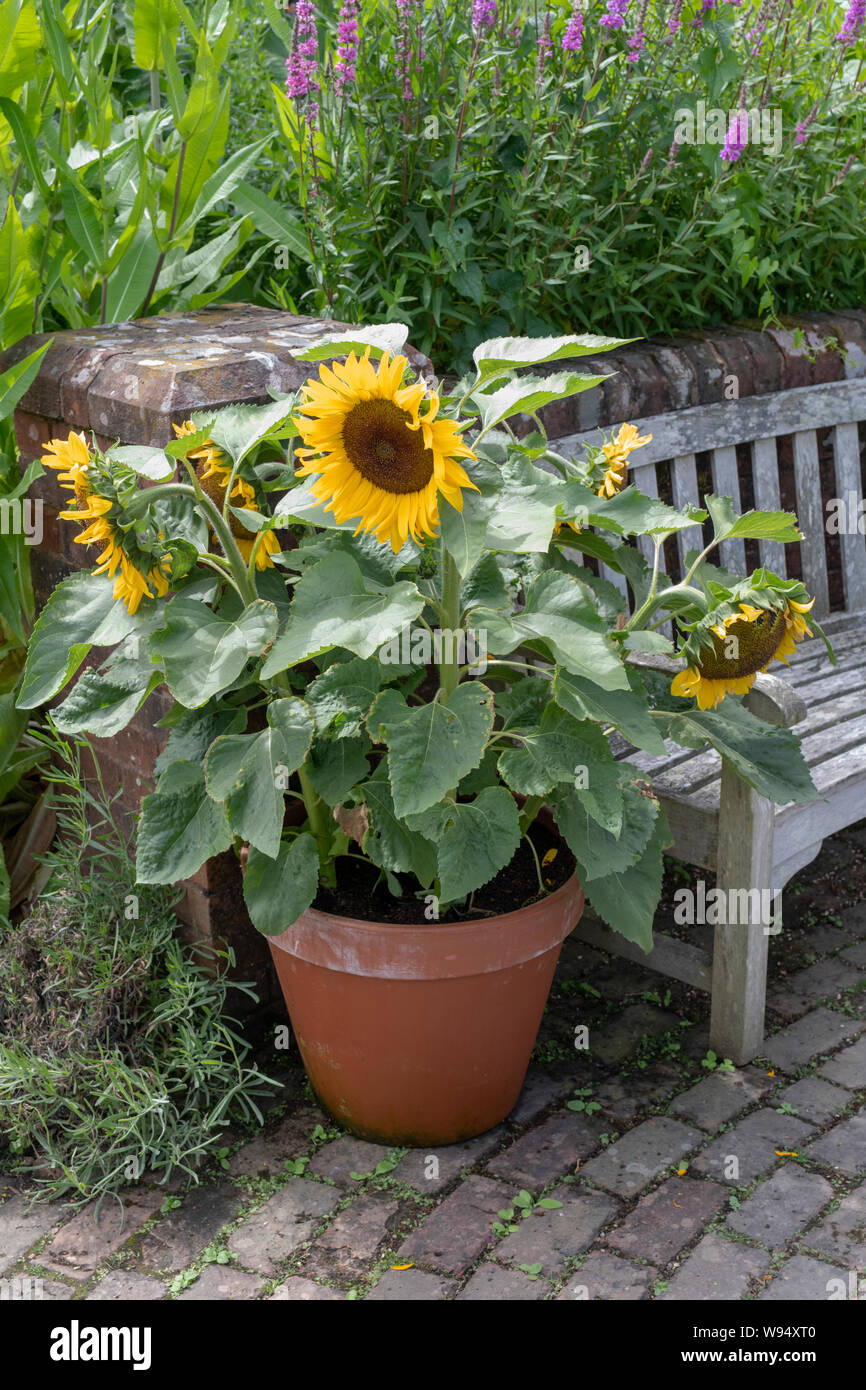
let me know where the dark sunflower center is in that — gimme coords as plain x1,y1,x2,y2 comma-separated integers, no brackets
698,609,786,680
342,399,434,495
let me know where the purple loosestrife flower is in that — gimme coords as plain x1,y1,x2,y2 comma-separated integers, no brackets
666,0,684,36
627,0,647,61
795,101,819,147
537,10,553,80
836,0,866,47
472,0,498,31
720,111,749,163
562,5,585,51
395,0,415,101
335,0,360,96
599,0,630,31
286,0,319,124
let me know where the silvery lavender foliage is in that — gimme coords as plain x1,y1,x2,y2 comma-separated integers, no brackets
835,0,866,47
335,0,360,95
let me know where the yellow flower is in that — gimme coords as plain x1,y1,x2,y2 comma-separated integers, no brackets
46,431,170,614
670,598,814,710
172,421,257,507
294,350,478,553
237,528,282,571
597,423,653,498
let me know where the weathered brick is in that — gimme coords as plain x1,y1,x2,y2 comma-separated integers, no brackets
669,1068,771,1132
803,1180,866,1268
486,1113,602,1187
605,1176,726,1264
268,1277,345,1301
818,1035,866,1090
507,1070,574,1127
762,1008,864,1072
804,1109,866,1177
307,1137,396,1187
365,1268,456,1301
392,1128,506,1195
228,1106,329,1178
137,1185,243,1274
304,1193,400,1281
580,1117,702,1198
0,1195,64,1276
494,1185,618,1276
226,1179,340,1275
587,1004,681,1066
759,1254,851,1301
774,1076,852,1126
457,1263,547,1301
591,1063,681,1126
767,959,863,1020
726,1163,833,1249
691,1109,817,1186
86,1271,166,1300
394,1176,510,1277
177,1265,264,1300
659,1234,770,1301
41,1190,163,1280
557,1253,657,1301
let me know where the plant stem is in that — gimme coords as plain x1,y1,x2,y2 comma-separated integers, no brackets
518,794,545,837
438,542,461,699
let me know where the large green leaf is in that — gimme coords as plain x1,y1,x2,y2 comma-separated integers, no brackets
132,0,182,69
359,774,437,885
474,371,609,432
306,657,381,739
17,572,143,709
498,704,623,833
705,494,802,545
370,681,493,818
229,180,312,263
593,487,706,537
52,656,161,737
205,698,314,856
582,811,671,953
306,734,370,805
552,668,667,756
152,596,278,707
472,333,632,379
550,769,661,880
658,698,818,805
243,833,320,936
405,787,521,902
154,703,246,775
136,760,232,884
0,340,52,418
477,570,629,693
261,552,424,674
439,490,490,577
483,456,563,554
293,323,410,362
201,396,296,467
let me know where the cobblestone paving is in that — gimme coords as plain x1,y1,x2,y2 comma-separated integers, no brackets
3,823,866,1302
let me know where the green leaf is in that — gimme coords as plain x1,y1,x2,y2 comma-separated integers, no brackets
705,494,802,545
107,444,175,481
202,396,296,467
104,226,161,322
17,571,144,709
155,704,246,774
205,698,314,856
0,845,8,920
293,323,410,362
472,333,632,379
0,341,51,419
474,371,608,432
462,554,510,612
551,770,661,880
136,761,232,884
593,487,706,537
478,571,629,693
582,810,671,952
52,657,160,737
658,699,818,805
439,490,489,577
229,180,312,263
261,553,424,673
483,456,562,554
306,735,370,805
243,834,320,936
306,658,382,739
537,1198,564,1210
132,0,182,69
498,704,623,833
552,668,667,756
372,682,494,818
406,787,521,901
152,597,278,707
359,774,437,885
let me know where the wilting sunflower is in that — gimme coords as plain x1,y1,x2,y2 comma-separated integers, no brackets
43,433,171,614
294,350,478,553
670,598,815,710
597,423,653,498
172,420,280,570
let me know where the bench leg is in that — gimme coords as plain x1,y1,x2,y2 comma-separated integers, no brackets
710,760,775,1066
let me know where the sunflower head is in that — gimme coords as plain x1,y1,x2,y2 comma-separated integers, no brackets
172,420,279,568
671,594,815,710
294,350,478,553
596,422,653,498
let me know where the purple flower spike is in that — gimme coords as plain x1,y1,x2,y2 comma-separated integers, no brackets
835,0,866,46
562,6,585,52
599,0,630,31
335,0,360,96
720,111,749,163
472,0,498,31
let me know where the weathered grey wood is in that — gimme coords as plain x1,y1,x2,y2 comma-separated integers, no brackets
793,428,830,617
832,422,866,613
750,436,787,576
550,378,866,467
711,749,775,1065
573,909,714,992
670,453,702,575
710,445,747,574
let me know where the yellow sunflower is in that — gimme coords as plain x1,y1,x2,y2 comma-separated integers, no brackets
294,350,478,553
597,423,653,498
173,420,280,569
670,598,814,710
43,432,170,614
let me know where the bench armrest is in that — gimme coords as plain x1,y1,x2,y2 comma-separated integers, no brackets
628,653,806,729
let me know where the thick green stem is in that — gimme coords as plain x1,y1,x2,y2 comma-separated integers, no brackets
129,477,256,604
518,794,546,837
438,543,461,700
625,582,708,633
298,763,336,886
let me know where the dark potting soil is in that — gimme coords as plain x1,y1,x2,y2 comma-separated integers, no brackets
314,819,576,925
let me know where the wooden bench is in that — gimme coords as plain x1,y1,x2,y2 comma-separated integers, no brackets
549,378,866,1064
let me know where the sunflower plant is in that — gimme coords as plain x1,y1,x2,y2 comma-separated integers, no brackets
17,326,825,950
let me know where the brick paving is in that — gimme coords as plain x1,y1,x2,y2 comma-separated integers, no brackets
3,821,866,1301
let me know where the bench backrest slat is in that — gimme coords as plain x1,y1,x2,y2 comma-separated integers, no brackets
792,428,830,617
750,436,787,575
710,445,747,574
833,422,866,612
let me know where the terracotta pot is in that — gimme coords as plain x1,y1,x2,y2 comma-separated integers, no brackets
267,871,584,1146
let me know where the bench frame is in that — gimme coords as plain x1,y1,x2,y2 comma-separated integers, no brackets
549,378,866,1064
